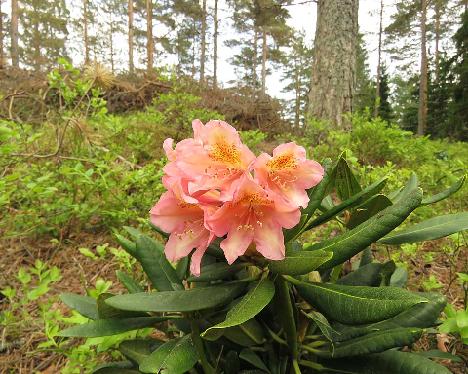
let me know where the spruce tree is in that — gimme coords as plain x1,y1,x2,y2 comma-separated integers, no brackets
281,32,313,128
20,0,69,70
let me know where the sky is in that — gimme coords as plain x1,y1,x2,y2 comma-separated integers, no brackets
214,0,397,99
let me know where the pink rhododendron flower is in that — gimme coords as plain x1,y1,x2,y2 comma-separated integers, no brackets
150,189,214,276
150,119,323,276
254,142,324,208
206,174,300,264
174,120,255,195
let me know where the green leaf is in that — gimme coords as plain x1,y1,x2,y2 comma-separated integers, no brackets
379,212,468,244
303,158,334,216
347,194,393,229
97,293,144,319
422,175,466,205
139,335,198,374
315,327,422,358
60,293,98,320
303,311,337,342
304,187,423,270
304,178,387,230
269,249,332,275
223,319,266,346
202,279,274,340
114,233,137,256
321,350,452,374
336,262,395,287
291,280,428,324
239,348,271,373
106,282,246,312
175,257,189,280
413,349,463,362
116,271,144,294
332,293,446,342
334,156,361,201
187,262,247,282
391,173,418,205
93,364,139,374
134,235,183,291
390,267,408,287
119,339,164,365
59,316,166,337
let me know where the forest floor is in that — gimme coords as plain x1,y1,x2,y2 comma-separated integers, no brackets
0,231,466,373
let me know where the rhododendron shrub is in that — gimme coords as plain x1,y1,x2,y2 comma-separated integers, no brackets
151,120,324,275
59,120,466,374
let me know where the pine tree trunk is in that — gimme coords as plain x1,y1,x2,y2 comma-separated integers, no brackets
83,0,90,64
146,0,153,72
11,0,19,68
308,0,359,130
253,26,258,89
213,0,218,88
417,0,428,136
294,59,300,128
200,0,207,83
109,21,115,73
374,0,384,118
128,0,134,73
434,1,441,82
0,0,4,69
261,28,267,94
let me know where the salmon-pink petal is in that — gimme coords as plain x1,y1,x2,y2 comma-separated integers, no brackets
271,204,301,229
150,190,202,233
273,142,306,161
220,227,255,264
163,138,176,161
254,221,285,261
295,159,324,189
192,119,204,139
189,232,215,277
164,220,208,262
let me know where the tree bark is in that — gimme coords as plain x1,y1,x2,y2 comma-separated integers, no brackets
434,0,441,82
0,0,4,69
253,25,258,89
128,0,134,73
374,0,384,118
417,0,428,136
213,0,218,87
11,0,19,68
146,0,153,72
308,0,359,130
261,28,267,94
83,0,90,64
109,19,115,73
200,0,207,83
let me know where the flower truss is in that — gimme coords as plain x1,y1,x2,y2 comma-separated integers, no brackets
150,120,324,276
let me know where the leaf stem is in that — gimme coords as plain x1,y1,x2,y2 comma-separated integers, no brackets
190,318,215,374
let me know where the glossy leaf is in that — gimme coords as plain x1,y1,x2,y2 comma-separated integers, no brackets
422,175,466,205
304,187,423,270
321,350,452,374
116,271,144,294
202,279,274,340
303,310,337,342
106,282,246,312
379,212,468,244
119,339,163,365
347,194,392,229
336,262,394,287
187,262,247,282
334,156,361,201
223,319,266,346
239,348,270,372
291,280,428,324
304,178,387,230
315,327,422,358
391,173,418,204
60,293,98,320
139,335,198,374
59,316,166,337
332,293,446,342
269,249,332,275
135,235,183,291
